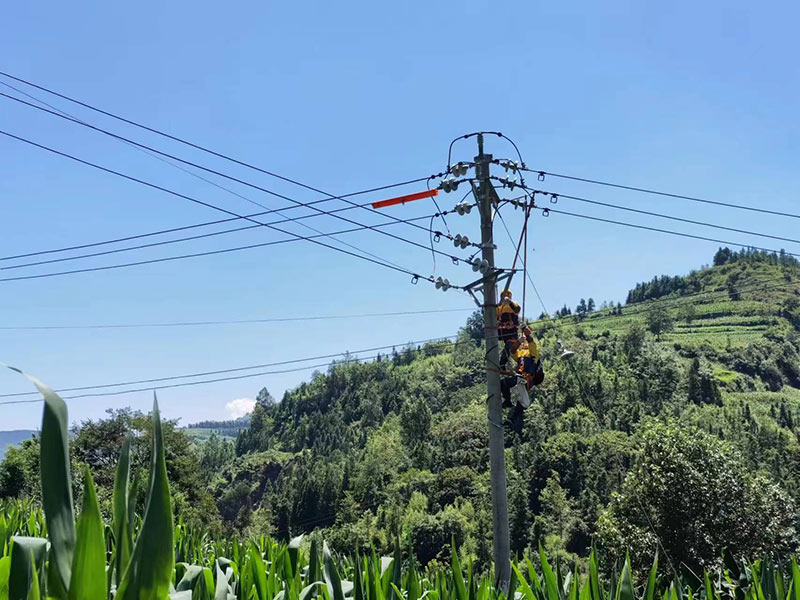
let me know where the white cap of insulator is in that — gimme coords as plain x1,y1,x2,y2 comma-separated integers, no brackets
455,204,465,216
450,178,459,191
442,180,451,193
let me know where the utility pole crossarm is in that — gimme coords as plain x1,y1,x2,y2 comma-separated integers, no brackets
474,133,511,591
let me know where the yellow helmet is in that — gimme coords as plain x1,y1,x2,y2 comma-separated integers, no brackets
501,289,513,298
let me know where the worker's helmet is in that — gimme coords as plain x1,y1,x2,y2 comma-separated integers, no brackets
501,289,513,299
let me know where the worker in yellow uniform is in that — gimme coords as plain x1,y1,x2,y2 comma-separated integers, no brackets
501,325,544,409
497,289,521,368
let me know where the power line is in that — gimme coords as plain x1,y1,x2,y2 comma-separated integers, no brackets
0,71,451,232
0,307,474,331
0,220,436,283
0,208,438,273
542,206,800,259
0,129,455,286
0,177,431,263
0,335,464,401
1,91,461,263
524,168,800,221
529,187,800,248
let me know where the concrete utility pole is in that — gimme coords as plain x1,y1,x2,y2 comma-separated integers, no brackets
474,133,511,591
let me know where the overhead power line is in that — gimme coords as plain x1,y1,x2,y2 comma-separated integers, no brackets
0,219,436,282
542,206,800,259
0,91,460,261
0,335,465,401
0,129,461,286
525,168,800,221
0,307,474,331
0,208,438,273
0,177,431,263
0,71,451,230
531,188,800,248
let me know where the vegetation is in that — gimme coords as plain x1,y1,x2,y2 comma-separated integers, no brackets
3,247,800,587
3,376,800,599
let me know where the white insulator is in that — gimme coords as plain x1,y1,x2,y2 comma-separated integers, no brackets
435,277,443,289
472,257,481,272
453,234,462,248
479,259,490,274
441,278,451,291
459,236,470,249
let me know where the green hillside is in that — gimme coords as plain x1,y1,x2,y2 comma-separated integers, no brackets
3,248,800,576
215,247,800,571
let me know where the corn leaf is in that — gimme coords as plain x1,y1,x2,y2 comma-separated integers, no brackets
15,369,76,598
324,542,345,600
113,438,133,589
68,467,105,600
116,396,175,600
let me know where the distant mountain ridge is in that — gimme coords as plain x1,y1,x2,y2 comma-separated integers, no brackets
0,430,36,460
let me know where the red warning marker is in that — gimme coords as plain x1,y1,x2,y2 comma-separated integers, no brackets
371,189,438,209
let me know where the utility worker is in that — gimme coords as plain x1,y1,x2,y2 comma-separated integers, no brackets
497,289,521,367
500,325,544,408
512,325,544,390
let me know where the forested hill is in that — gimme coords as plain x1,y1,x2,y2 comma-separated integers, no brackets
213,247,800,571
3,247,800,576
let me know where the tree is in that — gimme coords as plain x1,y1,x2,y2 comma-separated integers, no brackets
462,310,484,345
576,299,587,319
400,394,432,466
714,247,733,266
646,304,674,340
597,421,798,575
587,298,596,313
687,357,722,406
677,302,697,324
256,387,276,410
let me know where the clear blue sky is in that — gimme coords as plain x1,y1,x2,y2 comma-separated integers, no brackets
2,1,799,429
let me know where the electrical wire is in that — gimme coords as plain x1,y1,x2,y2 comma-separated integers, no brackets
529,187,800,248
0,308,474,331
0,176,433,263
0,335,464,401
0,71,451,239
0,208,438,273
0,220,434,283
0,129,460,287
524,168,800,221
0,91,458,260
542,206,800,259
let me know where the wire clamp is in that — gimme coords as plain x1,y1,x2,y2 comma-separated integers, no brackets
538,171,546,181
550,194,558,204
433,232,441,243
411,275,419,285
542,208,550,217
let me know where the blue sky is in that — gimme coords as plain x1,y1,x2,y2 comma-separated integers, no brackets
2,0,799,429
